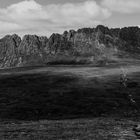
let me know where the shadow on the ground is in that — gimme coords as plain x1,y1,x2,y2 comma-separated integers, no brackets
0,68,140,120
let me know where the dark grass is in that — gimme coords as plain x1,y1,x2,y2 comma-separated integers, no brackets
0,67,140,120
0,118,137,140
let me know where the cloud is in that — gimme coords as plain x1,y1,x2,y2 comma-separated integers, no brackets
0,21,22,32
102,0,140,13
0,0,111,37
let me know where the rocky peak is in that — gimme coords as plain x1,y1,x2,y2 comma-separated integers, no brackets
77,28,95,34
0,34,21,47
48,33,72,55
18,35,44,56
95,25,110,34
11,34,21,47
0,25,140,68
49,33,62,44
0,34,21,67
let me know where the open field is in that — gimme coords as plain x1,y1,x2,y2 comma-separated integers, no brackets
0,118,138,140
0,62,140,120
0,62,140,139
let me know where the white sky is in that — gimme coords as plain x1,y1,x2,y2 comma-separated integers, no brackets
0,0,139,37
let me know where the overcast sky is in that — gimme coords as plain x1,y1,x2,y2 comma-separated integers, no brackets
0,0,139,37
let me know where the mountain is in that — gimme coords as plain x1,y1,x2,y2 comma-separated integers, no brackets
0,25,140,68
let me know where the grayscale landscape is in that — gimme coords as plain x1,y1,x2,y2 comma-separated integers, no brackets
0,25,140,139
0,0,140,139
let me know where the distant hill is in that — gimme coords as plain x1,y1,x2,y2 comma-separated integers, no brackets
0,25,140,68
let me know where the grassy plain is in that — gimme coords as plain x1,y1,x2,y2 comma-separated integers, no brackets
0,60,140,139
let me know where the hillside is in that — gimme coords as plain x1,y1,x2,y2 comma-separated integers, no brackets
0,25,140,139
0,64,140,120
0,25,140,68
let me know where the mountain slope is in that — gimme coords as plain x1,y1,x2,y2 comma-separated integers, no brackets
0,25,140,68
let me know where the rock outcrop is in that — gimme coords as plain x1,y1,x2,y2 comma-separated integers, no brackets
18,35,48,66
0,25,140,68
0,34,21,68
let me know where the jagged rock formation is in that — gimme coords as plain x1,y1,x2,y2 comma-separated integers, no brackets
0,25,140,68
18,35,48,66
0,34,21,68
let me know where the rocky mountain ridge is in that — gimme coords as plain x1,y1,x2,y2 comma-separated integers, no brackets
0,25,140,68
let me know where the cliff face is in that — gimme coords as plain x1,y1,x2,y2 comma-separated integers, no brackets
0,25,140,68
18,35,48,66
0,34,21,68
